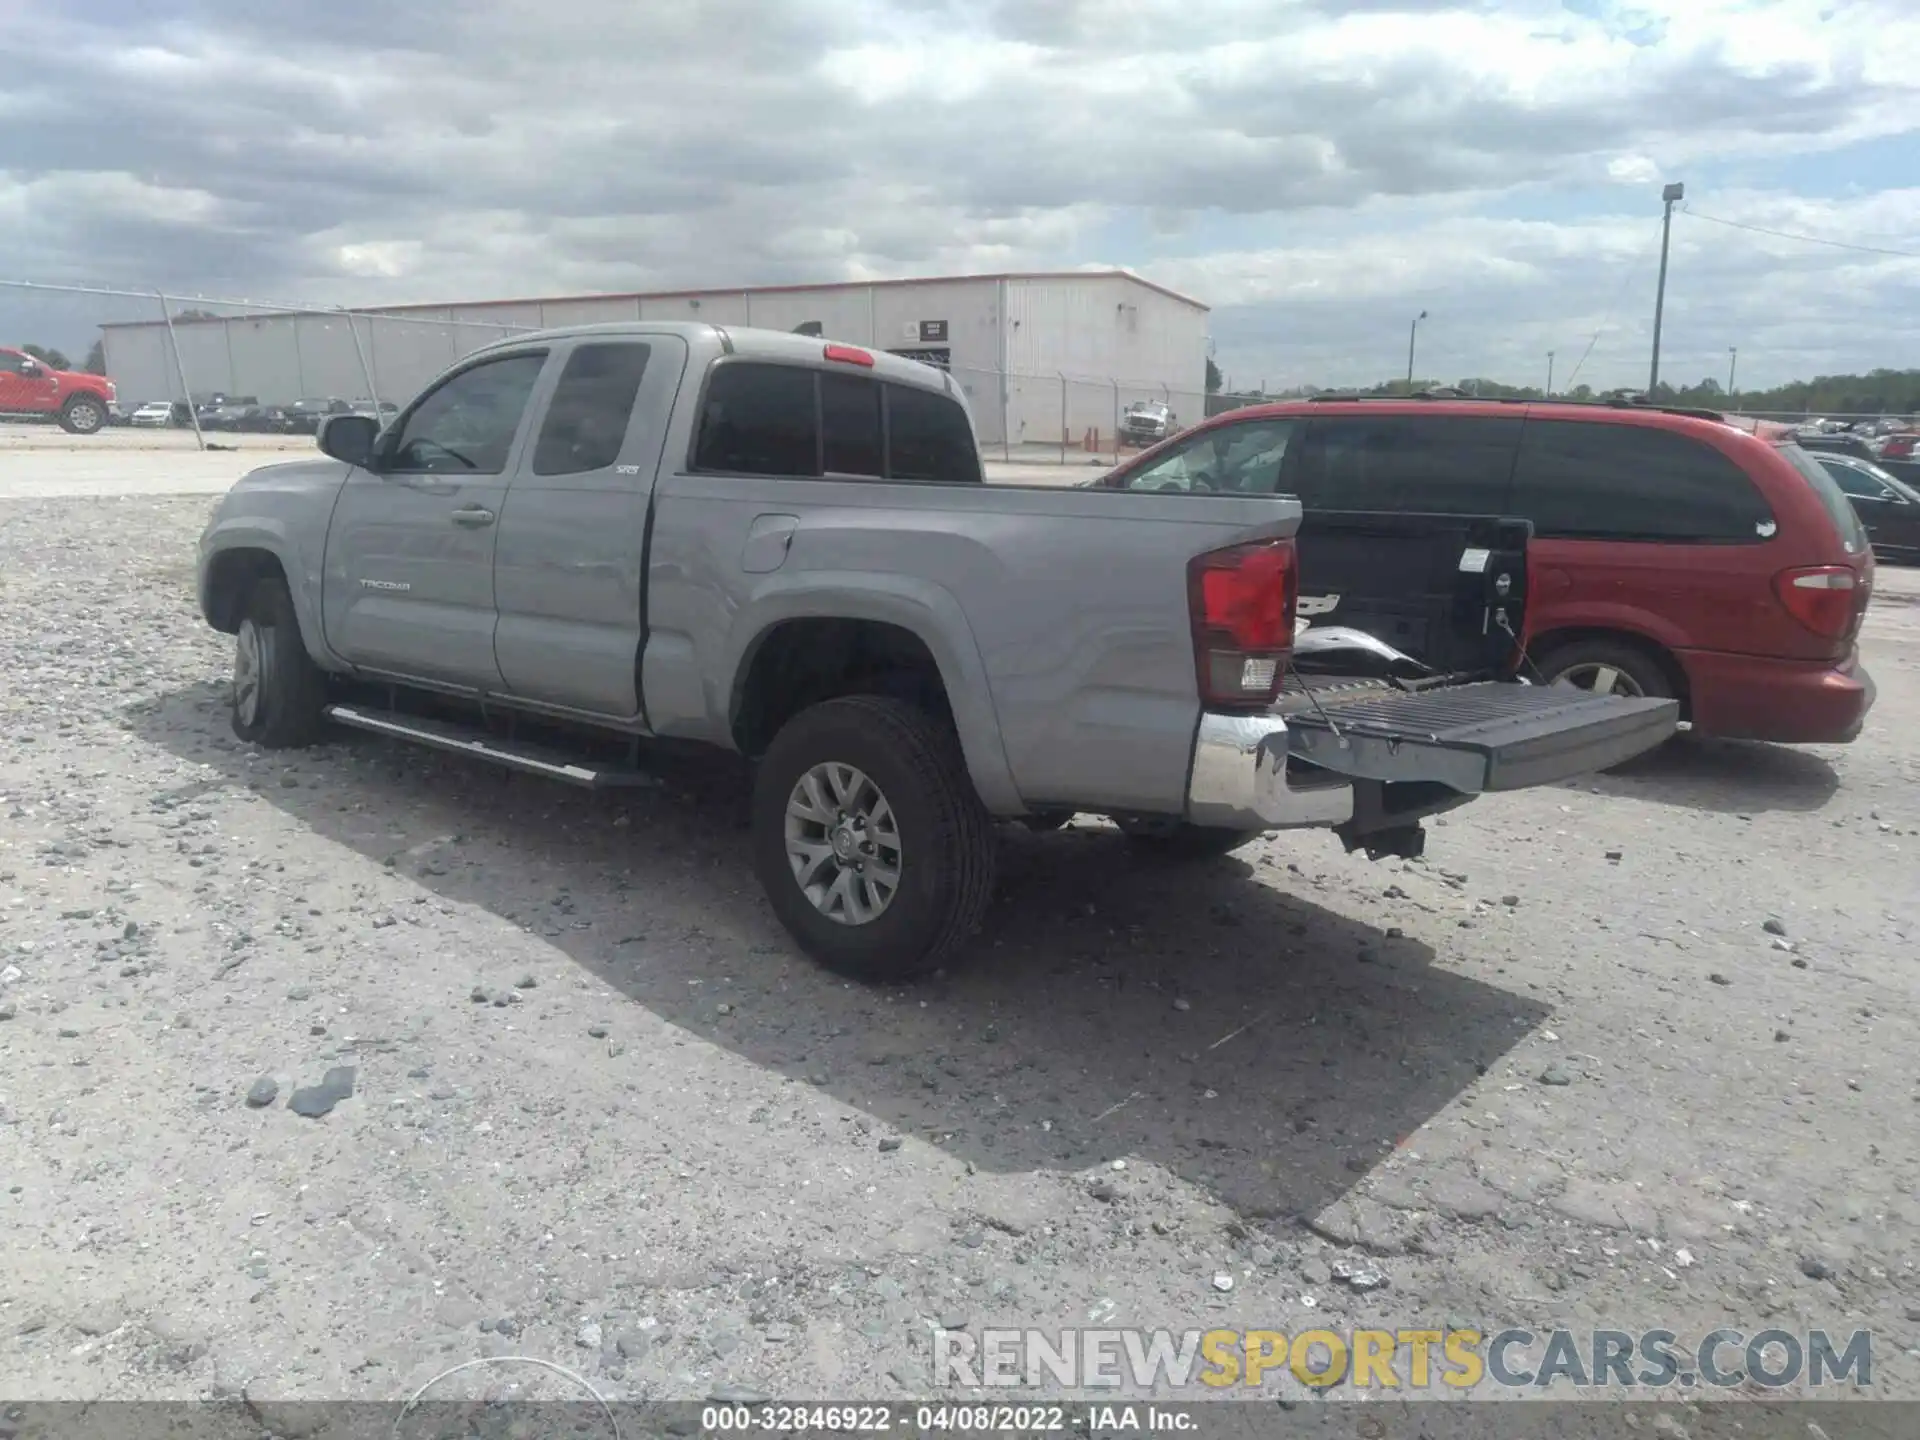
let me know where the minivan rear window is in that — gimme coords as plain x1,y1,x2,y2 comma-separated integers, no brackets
1512,420,1774,543
1777,442,1868,556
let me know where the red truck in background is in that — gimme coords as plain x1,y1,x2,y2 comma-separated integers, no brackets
0,347,116,435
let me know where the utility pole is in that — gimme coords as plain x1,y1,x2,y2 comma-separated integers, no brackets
1545,351,1555,397
1727,346,1738,408
1406,310,1427,391
1649,180,1685,394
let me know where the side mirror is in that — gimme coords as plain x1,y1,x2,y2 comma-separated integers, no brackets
19,359,40,376
317,413,380,468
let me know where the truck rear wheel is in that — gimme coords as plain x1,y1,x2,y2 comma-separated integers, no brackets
231,578,329,748
59,396,107,435
1119,819,1265,860
752,696,996,982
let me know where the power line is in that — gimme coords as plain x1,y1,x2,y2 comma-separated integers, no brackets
1563,214,1667,392
1679,207,1920,260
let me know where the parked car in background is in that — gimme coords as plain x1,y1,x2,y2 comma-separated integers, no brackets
1875,430,1919,461
199,398,265,431
129,401,176,428
1120,400,1177,447
0,347,117,434
1817,453,1920,565
1099,396,1875,746
1793,430,1879,464
281,398,352,434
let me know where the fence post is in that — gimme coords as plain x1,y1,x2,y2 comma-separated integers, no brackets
1000,369,1011,463
155,291,207,452
341,309,382,415
1111,379,1120,464
1059,372,1068,465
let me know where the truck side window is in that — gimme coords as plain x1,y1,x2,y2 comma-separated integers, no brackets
1513,420,1773,542
822,373,884,478
694,363,819,476
385,352,547,475
1120,420,1295,494
1292,415,1520,513
886,384,982,483
532,343,652,476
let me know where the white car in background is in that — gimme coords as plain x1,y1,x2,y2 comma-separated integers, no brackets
129,401,175,428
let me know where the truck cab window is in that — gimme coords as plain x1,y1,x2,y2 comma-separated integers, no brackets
885,384,981,483
386,352,547,475
694,363,819,476
533,343,652,476
822,373,884,478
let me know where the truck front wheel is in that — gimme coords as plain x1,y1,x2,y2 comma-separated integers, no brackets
231,578,329,748
59,396,107,435
752,696,996,982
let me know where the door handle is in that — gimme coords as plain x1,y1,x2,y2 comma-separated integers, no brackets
450,506,496,528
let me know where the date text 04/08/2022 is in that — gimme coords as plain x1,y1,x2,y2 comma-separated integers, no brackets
700,1403,1196,1432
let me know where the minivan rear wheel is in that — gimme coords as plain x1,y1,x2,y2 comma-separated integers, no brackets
1537,638,1673,702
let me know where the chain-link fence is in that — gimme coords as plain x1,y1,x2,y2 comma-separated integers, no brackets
0,278,541,453
948,364,1208,466
1,278,1227,467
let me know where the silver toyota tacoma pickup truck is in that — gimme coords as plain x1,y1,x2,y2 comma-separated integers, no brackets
196,322,1678,979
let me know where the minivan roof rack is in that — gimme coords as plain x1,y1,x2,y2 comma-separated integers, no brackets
1286,392,1730,423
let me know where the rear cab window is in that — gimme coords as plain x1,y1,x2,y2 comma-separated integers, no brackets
1777,443,1868,556
1512,419,1775,543
692,361,982,483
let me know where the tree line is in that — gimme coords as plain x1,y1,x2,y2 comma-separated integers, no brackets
1210,366,1920,419
13,340,107,374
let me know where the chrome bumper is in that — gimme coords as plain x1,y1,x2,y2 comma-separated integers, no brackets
1185,712,1354,831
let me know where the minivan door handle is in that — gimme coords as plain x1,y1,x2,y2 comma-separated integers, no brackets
450,506,496,528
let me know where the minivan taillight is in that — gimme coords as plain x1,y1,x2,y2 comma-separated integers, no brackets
1773,565,1860,640
1188,538,1298,707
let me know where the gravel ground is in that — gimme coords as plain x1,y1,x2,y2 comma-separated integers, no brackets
1,482,1918,1429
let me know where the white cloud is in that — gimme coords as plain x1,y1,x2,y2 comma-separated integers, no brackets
0,0,1916,389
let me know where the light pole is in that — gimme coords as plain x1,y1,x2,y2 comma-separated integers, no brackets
1649,180,1685,394
1545,351,1555,397
1406,310,1428,390
1727,346,1738,408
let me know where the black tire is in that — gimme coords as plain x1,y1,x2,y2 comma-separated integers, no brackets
1119,819,1265,860
58,395,107,436
752,696,996,982
1534,637,1674,702
231,577,329,748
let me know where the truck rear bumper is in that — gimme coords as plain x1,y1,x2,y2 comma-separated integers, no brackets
1185,680,1682,833
1185,713,1355,831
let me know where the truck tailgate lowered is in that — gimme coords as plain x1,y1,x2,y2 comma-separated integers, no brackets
1280,678,1680,793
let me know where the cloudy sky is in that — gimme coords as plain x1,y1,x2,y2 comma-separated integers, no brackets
2,0,1917,391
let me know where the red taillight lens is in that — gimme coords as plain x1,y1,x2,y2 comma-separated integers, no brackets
1773,564,1861,639
823,343,875,367
1188,539,1297,707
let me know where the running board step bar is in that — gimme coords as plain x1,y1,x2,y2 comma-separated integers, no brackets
1283,681,1680,793
323,705,660,790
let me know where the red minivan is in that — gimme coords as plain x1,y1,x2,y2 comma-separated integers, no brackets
1098,397,1875,745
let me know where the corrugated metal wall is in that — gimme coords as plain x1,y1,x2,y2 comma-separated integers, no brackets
97,275,1206,451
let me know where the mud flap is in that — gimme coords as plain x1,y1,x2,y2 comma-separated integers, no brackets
1282,679,1681,796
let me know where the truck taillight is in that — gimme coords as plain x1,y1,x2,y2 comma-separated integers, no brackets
1773,564,1860,639
1188,538,1297,708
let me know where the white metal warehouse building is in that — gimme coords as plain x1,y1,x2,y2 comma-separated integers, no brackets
98,270,1210,449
